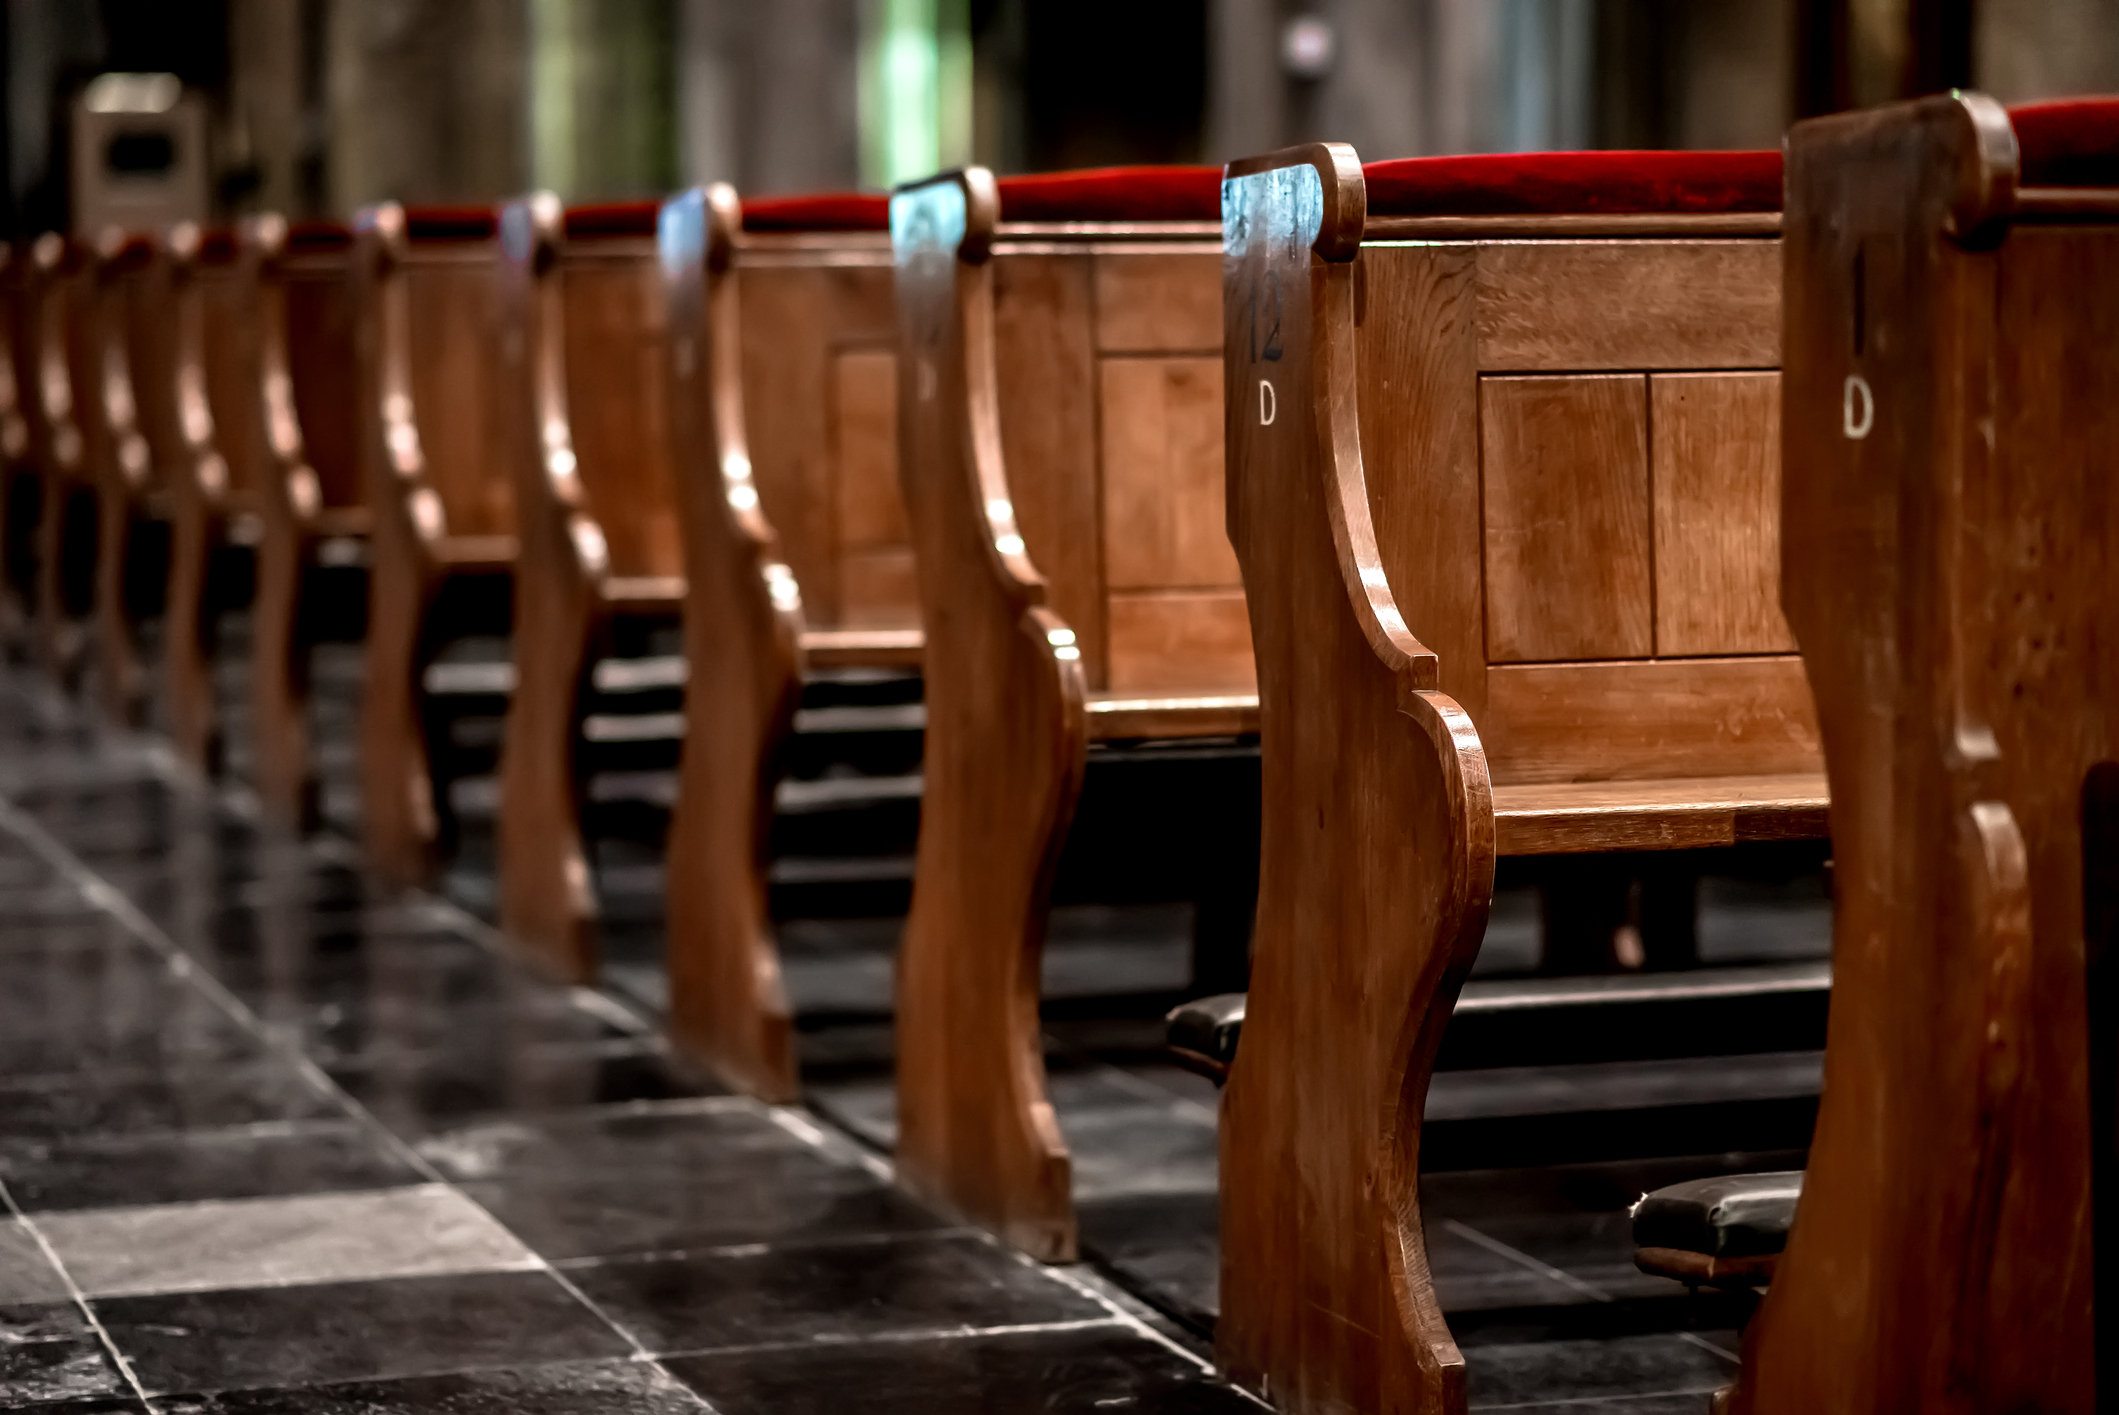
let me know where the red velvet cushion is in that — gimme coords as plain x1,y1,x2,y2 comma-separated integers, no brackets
563,202,661,239
198,229,241,264
404,206,497,243
2009,97,2119,186
741,193,890,232
1363,150,1783,217
996,166,1222,222
285,221,354,254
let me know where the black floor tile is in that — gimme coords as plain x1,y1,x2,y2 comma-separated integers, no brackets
94,1271,631,1398
1459,1331,1737,1411
154,1360,711,1413
420,1102,942,1260
666,1324,1256,1414
1077,1193,1219,1332
0,1063,341,1140
0,1301,132,1409
0,1121,420,1212
328,1044,719,1137
569,1232,1107,1355
0,954,262,1079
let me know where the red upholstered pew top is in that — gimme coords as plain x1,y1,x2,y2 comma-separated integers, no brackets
562,201,661,239
402,206,497,243
996,166,1222,222
1362,150,1783,216
740,193,890,232
285,221,355,255
2010,96,2119,186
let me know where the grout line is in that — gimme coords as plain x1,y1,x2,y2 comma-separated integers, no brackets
0,1176,157,1411
763,1102,895,1183
549,1225,984,1271
1439,1218,1741,1365
1011,1245,1269,1404
649,1315,1130,1364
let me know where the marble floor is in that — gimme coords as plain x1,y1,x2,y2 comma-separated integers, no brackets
0,629,1825,1412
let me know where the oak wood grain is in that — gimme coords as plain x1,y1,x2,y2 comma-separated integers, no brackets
1104,589,1254,695
1099,354,1234,592
1474,239,1780,370
1480,374,1654,663
1651,372,1795,656
1092,248,1222,353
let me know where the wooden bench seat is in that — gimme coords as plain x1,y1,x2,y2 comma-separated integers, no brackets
352,202,511,886
888,163,1251,1261
1716,91,2119,1414
1218,142,1811,1411
656,185,919,1099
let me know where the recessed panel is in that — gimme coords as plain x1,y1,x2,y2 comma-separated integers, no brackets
1093,250,1222,354
1651,372,1795,656
1100,356,1235,592
1106,591,1256,695
1480,374,1652,663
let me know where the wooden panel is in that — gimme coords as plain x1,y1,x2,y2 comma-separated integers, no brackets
1357,243,1488,720
1093,250,1221,353
1474,240,1780,371
1494,773,1829,854
1650,371,1794,655
284,272,361,508
839,547,919,629
406,260,510,537
833,348,904,547
1105,589,1255,694
1480,374,1652,663
1480,656,1824,785
562,257,681,579
1099,355,1234,592
991,252,1106,687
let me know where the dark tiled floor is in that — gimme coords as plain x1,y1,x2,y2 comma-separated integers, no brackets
0,663,1243,1412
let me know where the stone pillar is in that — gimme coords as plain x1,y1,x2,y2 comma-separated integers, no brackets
676,0,861,195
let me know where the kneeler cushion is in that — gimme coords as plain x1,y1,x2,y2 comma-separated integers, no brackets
1632,1171,1803,1258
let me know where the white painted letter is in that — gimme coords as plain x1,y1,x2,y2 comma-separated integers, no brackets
1259,378,1276,426
1843,374,1874,440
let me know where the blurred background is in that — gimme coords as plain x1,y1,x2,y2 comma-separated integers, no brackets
7,0,2118,236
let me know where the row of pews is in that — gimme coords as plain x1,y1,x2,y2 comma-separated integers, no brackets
1,90,2112,1412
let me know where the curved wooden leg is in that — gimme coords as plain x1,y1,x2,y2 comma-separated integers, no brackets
36,479,91,688
164,494,221,773
93,491,147,726
664,558,802,1101
251,526,317,827
497,582,598,982
362,556,440,886
894,604,1086,1262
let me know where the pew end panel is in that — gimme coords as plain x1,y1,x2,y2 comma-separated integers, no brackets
496,196,684,983
891,164,1266,1262
250,217,363,829
662,187,913,1103
890,171,1086,1261
1733,92,2119,1415
87,230,167,728
354,202,513,888
1220,145,1495,1414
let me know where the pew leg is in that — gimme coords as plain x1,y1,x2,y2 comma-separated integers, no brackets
664,573,802,1102
895,606,1086,1262
252,529,319,828
37,483,95,690
164,498,222,775
362,557,441,886
497,583,598,983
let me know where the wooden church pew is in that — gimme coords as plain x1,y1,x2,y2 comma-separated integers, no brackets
163,223,267,774
658,185,917,1099
88,230,176,727
1705,90,2119,1415
352,203,512,887
889,165,1243,1261
1216,144,1820,1411
495,197,688,980
251,220,367,826
25,234,99,687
